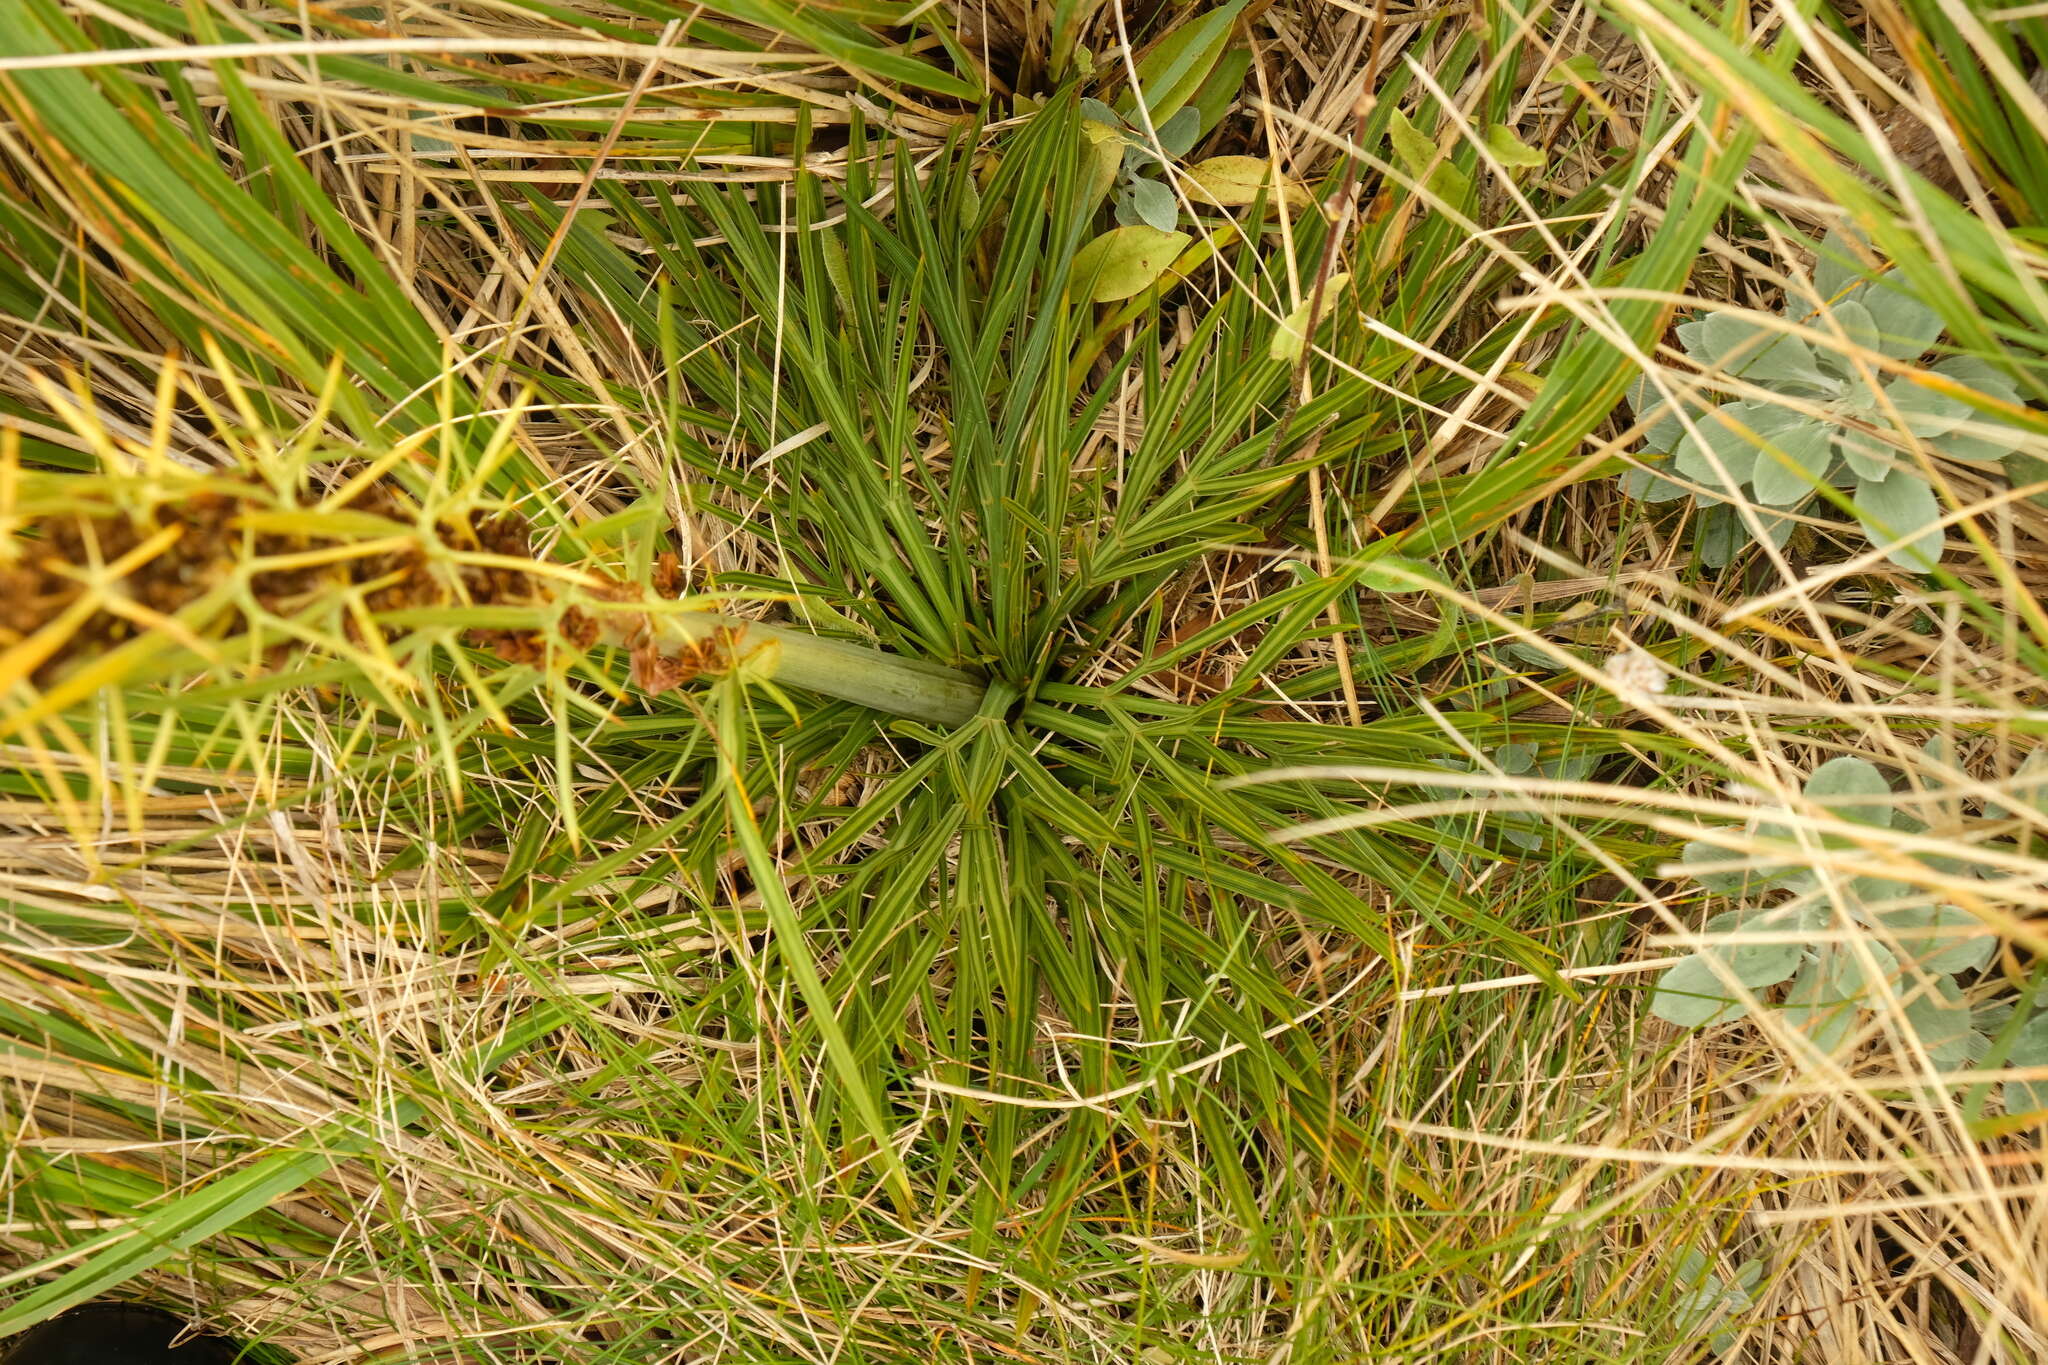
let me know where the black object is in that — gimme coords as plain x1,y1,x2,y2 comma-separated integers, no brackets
0,1304,240,1365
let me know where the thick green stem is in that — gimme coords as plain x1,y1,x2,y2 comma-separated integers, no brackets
662,612,987,727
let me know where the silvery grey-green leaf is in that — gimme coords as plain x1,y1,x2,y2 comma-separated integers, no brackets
1927,356,2032,464
1933,354,2022,405
1538,753,1597,782
1627,373,1687,452
1876,904,1996,975
1749,818,1821,892
1126,177,1179,231
1698,909,1805,990
1835,426,1894,482
1811,228,1873,306
1694,503,1744,567
1677,313,1834,393
1781,954,1857,1053
1154,106,1201,159
1497,815,1545,851
1900,978,1982,1069
1858,273,1945,360
1621,460,1691,502
1853,468,1945,572
2005,450,2048,506
1804,756,1893,827
2002,1012,2048,1120
1848,875,1915,911
1983,749,2048,822
1753,504,1799,551
1650,951,1751,1027
1696,506,1799,557
1683,838,1761,895
1827,298,1883,373
1881,375,1973,439
1080,97,1123,127
1936,424,2027,465
1750,419,1834,505
1782,942,1900,1053
1673,404,1780,490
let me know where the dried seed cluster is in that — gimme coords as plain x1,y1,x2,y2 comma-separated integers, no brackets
4,489,247,663
1,489,738,696
605,552,747,696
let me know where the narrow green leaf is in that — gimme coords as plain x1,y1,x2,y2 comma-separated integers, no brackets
1187,46,1252,134
1122,0,1249,122
1546,54,1604,85
1357,552,1442,592
716,683,915,1211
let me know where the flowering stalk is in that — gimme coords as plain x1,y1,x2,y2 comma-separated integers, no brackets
0,466,986,729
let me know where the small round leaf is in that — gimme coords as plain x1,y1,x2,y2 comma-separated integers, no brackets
1853,468,1945,572
1698,909,1804,990
1682,839,1765,896
1858,274,1945,360
1483,124,1545,171
1835,426,1894,482
1650,952,1751,1028
1153,106,1201,159
1881,376,1973,438
1826,298,1884,374
1803,756,1892,827
1672,407,1765,490
1357,552,1443,592
1678,312,1835,392
1627,373,1687,453
1811,228,1872,307
1694,503,1745,568
1125,177,1180,232
1781,944,1897,1053
1900,977,1984,1070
